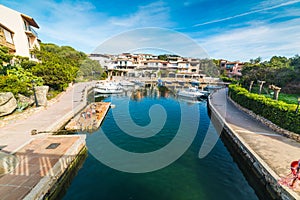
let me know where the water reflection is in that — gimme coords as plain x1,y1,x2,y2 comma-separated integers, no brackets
91,85,204,105
64,86,258,200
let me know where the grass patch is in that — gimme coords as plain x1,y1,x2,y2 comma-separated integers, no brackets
250,86,299,104
278,94,299,104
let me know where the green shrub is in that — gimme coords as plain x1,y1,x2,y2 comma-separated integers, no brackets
229,84,300,134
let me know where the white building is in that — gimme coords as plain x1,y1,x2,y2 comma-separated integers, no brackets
0,4,40,60
89,53,212,78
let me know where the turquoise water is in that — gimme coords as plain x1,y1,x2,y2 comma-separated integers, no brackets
63,88,258,200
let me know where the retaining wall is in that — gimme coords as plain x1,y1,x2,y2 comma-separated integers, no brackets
207,95,298,200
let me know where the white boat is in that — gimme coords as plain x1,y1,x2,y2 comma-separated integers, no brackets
199,90,210,98
133,80,145,87
204,85,223,90
177,87,207,99
119,80,135,86
94,82,123,94
177,96,203,104
190,79,200,85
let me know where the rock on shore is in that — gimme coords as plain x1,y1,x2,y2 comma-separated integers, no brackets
35,86,49,106
0,92,17,117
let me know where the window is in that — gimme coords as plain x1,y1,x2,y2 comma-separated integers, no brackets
24,20,27,30
226,64,234,69
3,29,13,44
28,37,30,48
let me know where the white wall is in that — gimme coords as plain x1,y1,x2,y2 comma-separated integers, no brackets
0,5,39,59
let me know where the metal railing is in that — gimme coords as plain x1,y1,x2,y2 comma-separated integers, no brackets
25,26,38,37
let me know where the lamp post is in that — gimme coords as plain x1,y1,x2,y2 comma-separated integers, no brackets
296,97,300,113
31,80,39,107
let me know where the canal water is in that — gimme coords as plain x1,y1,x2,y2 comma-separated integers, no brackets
63,87,258,200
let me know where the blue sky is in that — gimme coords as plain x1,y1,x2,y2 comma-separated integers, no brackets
1,0,300,61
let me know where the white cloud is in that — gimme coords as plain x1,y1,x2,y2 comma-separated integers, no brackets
254,0,291,9
93,28,208,58
193,0,300,27
2,0,299,60
39,1,173,53
109,1,172,28
199,18,300,61
1,0,173,53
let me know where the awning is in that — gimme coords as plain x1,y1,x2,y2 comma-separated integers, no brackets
21,14,39,28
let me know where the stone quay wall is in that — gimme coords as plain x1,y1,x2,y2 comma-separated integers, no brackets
207,96,297,200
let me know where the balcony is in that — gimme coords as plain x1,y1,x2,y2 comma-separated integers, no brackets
25,26,38,38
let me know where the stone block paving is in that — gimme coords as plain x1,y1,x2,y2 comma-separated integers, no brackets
0,136,79,200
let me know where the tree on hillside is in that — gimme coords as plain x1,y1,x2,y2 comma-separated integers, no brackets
241,56,297,90
77,59,105,81
31,43,93,91
158,54,167,61
267,56,290,68
199,59,219,77
290,55,300,80
249,57,261,64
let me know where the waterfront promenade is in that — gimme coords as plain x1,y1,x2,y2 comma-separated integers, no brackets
209,88,300,199
0,82,92,153
0,82,93,199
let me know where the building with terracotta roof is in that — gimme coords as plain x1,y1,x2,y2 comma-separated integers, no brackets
220,59,243,77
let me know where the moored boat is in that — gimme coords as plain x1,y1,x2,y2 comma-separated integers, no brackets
204,85,223,91
177,87,207,99
94,82,123,94
119,80,135,86
133,80,145,87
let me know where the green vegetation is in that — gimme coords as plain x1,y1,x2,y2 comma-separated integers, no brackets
241,55,300,94
246,86,299,104
32,43,105,91
220,76,238,84
0,46,42,96
77,58,107,81
158,54,180,61
199,59,219,77
229,84,300,134
277,94,299,104
0,43,106,98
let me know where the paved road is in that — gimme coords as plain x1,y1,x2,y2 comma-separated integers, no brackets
0,82,93,153
210,88,300,195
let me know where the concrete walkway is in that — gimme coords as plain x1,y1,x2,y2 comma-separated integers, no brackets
0,82,96,199
0,82,93,154
210,88,300,198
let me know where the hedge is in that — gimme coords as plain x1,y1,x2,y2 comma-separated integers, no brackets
228,84,300,134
